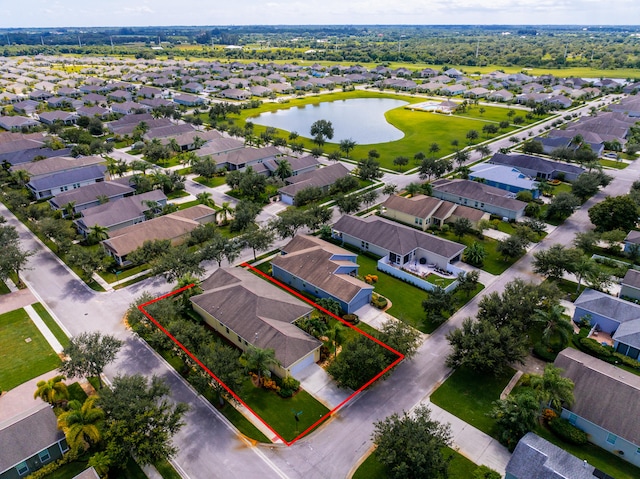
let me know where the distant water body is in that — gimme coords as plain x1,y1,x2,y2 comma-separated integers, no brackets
251,97,408,145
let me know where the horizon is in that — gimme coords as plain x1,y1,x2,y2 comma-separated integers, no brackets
3,0,638,29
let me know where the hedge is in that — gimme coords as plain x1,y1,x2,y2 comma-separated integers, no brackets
549,417,589,445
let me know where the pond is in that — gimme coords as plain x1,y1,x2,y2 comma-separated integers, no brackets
250,97,408,145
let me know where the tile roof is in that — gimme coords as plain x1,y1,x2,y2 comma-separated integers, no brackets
191,268,319,368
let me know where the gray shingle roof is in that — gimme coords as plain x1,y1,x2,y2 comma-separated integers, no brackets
50,181,134,208
574,288,640,324
555,348,640,445
76,190,166,231
332,215,465,259
273,235,373,304
214,146,282,167
12,155,104,178
191,268,319,368
279,163,350,197
0,405,65,474
490,153,585,176
28,164,107,191
431,178,527,213
622,268,640,289
506,432,595,479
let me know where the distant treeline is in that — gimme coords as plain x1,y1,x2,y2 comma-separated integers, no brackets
2,25,640,70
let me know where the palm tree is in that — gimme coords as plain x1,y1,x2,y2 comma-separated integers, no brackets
88,224,109,244
274,159,293,180
63,201,76,219
57,397,104,452
34,375,69,405
240,346,281,387
328,323,344,359
196,192,215,208
530,364,575,412
339,138,357,158
534,305,574,350
218,202,234,225
474,144,491,158
168,138,181,153
96,195,109,205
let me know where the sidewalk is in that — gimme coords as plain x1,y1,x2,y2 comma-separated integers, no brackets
426,400,511,475
24,304,64,354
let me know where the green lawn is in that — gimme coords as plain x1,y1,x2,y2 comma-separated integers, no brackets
0,281,10,295
238,378,330,443
192,176,227,188
0,308,61,391
32,303,70,348
354,252,483,333
535,426,640,479
153,458,182,479
41,456,148,479
99,263,150,283
600,159,628,169
166,190,190,200
436,230,519,275
430,367,515,437
237,90,539,171
218,400,270,443
353,447,478,479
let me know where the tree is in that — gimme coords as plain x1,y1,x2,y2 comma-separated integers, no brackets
98,374,188,466
383,183,398,195
240,346,280,387
327,335,388,389
491,391,539,450
200,233,241,267
151,244,204,282
238,167,267,201
274,159,293,180
0,220,32,283
87,224,109,244
418,157,451,180
422,286,454,324
456,270,480,298
522,140,544,154
191,156,217,179
534,305,574,350
530,364,575,412
339,138,356,158
218,201,234,225
335,193,362,215
195,342,244,405
310,119,334,145
270,208,310,239
66,245,109,280
482,123,499,137
463,242,487,267
571,171,611,201
451,217,473,239
474,144,491,158
196,191,215,208
372,405,452,479
294,186,323,206
57,397,104,452
532,244,580,281
60,332,123,388
379,320,421,360
588,195,638,232
466,129,479,144
361,189,379,209
310,146,324,158
392,156,409,171
454,149,470,168
34,375,69,405
546,192,580,220
330,175,359,194
229,200,261,232
305,203,333,230
446,317,529,376
241,225,275,260
357,157,383,181
496,234,529,261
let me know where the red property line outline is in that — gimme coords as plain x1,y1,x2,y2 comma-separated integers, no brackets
138,263,404,446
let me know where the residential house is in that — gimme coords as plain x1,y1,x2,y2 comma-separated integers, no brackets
172,94,205,107
144,123,196,141
505,432,596,479
75,190,167,236
0,404,69,479
218,88,251,101
110,101,149,115
49,181,135,215
37,111,79,126
555,348,640,467
487,89,514,102
468,163,540,198
0,116,40,131
573,288,640,360
212,146,282,172
278,163,350,205
195,137,245,158
159,129,222,152
272,235,374,314
488,153,585,182
101,205,216,265
431,178,527,220
190,268,321,378
27,164,107,199
12,100,39,116
620,269,640,302
332,214,466,284
12,155,105,179
624,230,640,254
380,194,488,231
262,155,320,178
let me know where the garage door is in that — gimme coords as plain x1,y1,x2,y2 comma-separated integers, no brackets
289,352,317,377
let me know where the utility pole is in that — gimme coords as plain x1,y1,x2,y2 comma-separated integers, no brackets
476,39,480,58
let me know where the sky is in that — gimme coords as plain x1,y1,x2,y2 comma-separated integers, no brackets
2,0,639,28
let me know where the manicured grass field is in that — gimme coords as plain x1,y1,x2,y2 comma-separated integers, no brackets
236,90,539,170
600,159,628,169
0,308,61,391
32,302,70,348
353,446,478,479
218,400,270,443
238,377,330,442
430,366,515,437
0,281,10,295
192,176,227,187
166,189,190,199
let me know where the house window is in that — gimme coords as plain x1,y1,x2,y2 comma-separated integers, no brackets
225,327,229,334
607,433,617,445
568,413,577,425
16,462,29,476
38,449,51,463
636,447,640,455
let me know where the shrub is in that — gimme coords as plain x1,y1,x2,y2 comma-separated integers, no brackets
533,342,559,362
613,352,640,369
549,417,588,445
579,337,613,358
542,408,558,424
282,376,300,391
278,388,293,398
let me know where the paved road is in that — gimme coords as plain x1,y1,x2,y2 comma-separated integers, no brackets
4,93,633,478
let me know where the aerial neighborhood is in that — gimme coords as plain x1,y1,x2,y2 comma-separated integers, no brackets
2,23,640,479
